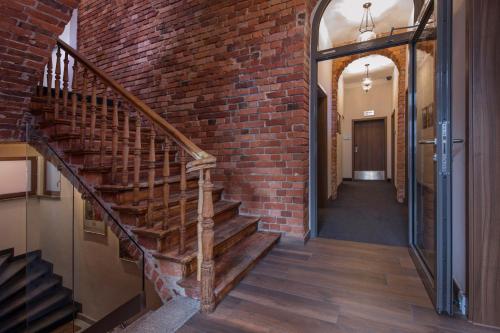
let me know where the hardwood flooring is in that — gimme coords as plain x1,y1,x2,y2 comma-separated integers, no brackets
179,238,499,333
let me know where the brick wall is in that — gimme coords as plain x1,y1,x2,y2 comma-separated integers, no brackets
0,0,79,141
78,0,317,237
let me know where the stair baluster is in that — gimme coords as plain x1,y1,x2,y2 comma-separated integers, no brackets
54,45,61,119
79,68,88,147
111,96,119,183
201,168,215,312
46,53,52,105
162,138,171,230
133,114,142,206
178,149,187,254
62,51,69,118
89,77,97,149
38,66,45,97
147,127,156,226
122,105,130,186
197,170,204,281
100,88,108,167
71,61,78,135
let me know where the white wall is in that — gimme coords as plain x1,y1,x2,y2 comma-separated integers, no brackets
451,0,467,293
341,79,394,179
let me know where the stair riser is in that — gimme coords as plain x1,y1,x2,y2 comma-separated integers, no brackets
183,222,258,277
100,178,198,205
0,264,53,304
118,190,223,227
138,204,239,254
0,281,62,320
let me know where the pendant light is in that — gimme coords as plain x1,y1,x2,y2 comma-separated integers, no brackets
357,2,377,42
362,64,372,93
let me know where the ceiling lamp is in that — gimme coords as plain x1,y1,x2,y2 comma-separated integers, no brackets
362,64,373,93
357,2,377,42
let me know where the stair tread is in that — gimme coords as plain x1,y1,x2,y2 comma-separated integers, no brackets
0,251,40,287
155,215,260,263
24,303,77,333
96,173,198,192
0,252,12,272
0,288,71,333
0,261,52,303
0,275,61,318
177,231,280,300
133,200,241,238
111,186,224,213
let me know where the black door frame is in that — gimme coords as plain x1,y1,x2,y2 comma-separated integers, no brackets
407,0,454,315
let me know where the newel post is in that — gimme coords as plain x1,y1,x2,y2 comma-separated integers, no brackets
200,168,215,313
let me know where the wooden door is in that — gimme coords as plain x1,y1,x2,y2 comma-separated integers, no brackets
468,0,500,327
353,118,386,180
317,87,328,207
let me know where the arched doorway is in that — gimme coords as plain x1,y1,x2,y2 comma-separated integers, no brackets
309,0,414,238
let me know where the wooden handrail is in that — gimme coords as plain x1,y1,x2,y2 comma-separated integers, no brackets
56,38,215,171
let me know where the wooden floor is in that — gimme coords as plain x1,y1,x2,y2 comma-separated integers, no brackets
179,238,499,333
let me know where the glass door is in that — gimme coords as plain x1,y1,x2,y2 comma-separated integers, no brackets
409,0,453,314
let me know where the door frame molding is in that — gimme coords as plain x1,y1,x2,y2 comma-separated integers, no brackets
351,117,388,181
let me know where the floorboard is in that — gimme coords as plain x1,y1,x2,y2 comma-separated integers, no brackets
178,238,498,333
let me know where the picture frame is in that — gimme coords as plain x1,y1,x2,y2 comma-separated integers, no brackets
83,198,107,236
119,239,136,262
422,106,428,129
427,103,434,128
0,156,37,200
336,112,342,134
44,160,61,197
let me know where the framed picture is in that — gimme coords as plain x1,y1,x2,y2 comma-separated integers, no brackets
44,160,61,197
119,239,135,262
83,198,106,236
336,113,342,134
0,156,37,200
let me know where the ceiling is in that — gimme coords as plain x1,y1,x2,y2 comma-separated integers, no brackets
320,0,414,49
342,55,396,84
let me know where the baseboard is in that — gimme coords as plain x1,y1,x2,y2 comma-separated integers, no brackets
343,178,352,181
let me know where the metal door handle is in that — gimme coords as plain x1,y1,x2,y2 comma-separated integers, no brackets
354,146,358,153
453,139,464,144
418,139,437,145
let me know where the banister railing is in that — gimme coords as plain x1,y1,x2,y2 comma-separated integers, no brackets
38,39,217,312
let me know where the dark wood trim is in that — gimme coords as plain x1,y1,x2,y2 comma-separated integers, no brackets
351,117,388,180
43,159,61,197
0,156,37,200
317,32,413,61
466,0,500,327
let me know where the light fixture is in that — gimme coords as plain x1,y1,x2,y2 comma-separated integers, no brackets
362,64,372,93
357,2,376,42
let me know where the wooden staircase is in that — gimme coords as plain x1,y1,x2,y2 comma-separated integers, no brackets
30,39,280,312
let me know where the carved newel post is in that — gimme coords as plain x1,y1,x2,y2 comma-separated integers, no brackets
200,168,215,313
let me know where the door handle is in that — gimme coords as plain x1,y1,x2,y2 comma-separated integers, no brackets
418,138,437,145
354,146,358,153
453,139,464,144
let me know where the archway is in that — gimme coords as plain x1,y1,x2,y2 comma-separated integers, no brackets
309,0,414,237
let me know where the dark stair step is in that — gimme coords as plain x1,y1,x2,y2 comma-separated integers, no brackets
0,261,52,303
0,288,72,333
0,249,13,272
0,275,62,319
177,231,280,304
154,215,259,276
24,303,79,333
0,251,41,287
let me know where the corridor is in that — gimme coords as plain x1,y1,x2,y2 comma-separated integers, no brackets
318,181,408,246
